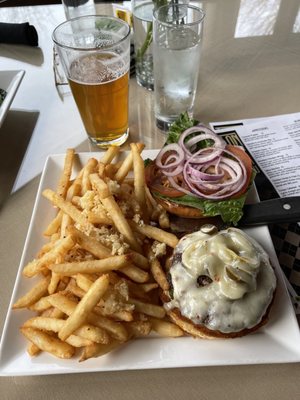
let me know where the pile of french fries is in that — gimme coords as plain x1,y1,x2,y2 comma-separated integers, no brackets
13,144,184,362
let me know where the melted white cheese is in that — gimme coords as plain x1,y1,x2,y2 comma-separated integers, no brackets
166,227,276,333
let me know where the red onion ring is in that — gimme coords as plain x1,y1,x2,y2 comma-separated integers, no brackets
155,143,185,176
178,125,226,158
155,126,249,200
183,148,247,200
186,164,224,181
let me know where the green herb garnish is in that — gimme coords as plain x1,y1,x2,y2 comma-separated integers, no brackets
166,112,198,144
135,0,170,62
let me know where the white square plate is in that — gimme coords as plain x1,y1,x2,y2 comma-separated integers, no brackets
1,151,300,376
0,70,25,129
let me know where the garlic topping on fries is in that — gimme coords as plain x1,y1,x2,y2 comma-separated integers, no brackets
13,144,183,362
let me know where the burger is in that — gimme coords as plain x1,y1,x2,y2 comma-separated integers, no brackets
145,115,254,225
161,225,277,338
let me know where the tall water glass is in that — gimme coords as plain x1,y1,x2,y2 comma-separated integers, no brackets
132,0,189,91
53,15,131,147
131,0,156,91
153,4,205,130
61,0,95,20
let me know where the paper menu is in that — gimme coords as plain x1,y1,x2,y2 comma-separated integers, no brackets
210,112,300,198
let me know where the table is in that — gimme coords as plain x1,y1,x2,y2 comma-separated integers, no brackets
1,1,300,399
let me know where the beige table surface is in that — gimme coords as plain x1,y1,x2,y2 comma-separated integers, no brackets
1,1,300,399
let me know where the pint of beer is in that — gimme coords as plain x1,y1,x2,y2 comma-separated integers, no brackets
53,16,131,147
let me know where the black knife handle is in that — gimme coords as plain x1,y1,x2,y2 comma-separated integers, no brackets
240,197,300,226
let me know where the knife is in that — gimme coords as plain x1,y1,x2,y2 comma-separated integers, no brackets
239,196,300,226
169,197,300,233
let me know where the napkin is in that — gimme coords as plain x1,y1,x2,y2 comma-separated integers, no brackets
0,22,38,47
62,0,89,5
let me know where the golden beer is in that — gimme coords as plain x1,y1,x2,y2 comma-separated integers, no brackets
68,52,129,146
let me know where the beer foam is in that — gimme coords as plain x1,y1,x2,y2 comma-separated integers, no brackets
70,52,127,84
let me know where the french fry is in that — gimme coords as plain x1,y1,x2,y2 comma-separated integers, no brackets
130,251,149,270
48,307,66,319
145,187,170,229
75,275,134,322
47,292,80,314
48,293,128,342
29,295,52,312
58,274,110,340
93,305,134,322
81,158,98,194
60,181,82,238
26,306,65,356
86,210,113,225
42,189,94,233
27,342,40,357
43,210,63,237
74,324,109,344
126,320,152,337
22,235,74,277
87,313,128,341
129,221,179,248
130,143,148,222
66,278,87,298
127,282,154,301
79,339,122,362
49,254,132,276
22,318,93,347
148,317,184,337
114,143,144,183
106,310,133,322
13,275,50,309
99,145,120,165
20,327,75,359
64,335,93,348
48,271,61,295
98,162,106,179
120,264,149,283
75,273,94,292
130,298,166,319
139,283,159,293
57,148,75,199
104,162,122,179
37,240,57,258
23,317,109,345
90,174,142,253
150,258,169,291
68,226,111,259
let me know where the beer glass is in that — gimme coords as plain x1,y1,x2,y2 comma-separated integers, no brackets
53,15,131,147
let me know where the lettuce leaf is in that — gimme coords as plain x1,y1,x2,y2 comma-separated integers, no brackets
166,112,197,144
153,192,247,225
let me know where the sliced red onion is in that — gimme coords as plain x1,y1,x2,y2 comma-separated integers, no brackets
155,127,248,200
155,143,185,176
183,148,247,200
186,164,224,181
178,125,226,158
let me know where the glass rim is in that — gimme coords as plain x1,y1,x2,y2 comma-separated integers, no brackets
52,14,131,52
153,4,205,27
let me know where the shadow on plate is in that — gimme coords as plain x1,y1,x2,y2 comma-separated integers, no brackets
0,109,39,208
